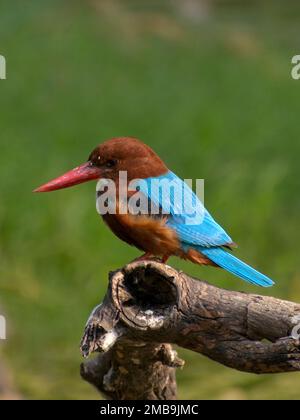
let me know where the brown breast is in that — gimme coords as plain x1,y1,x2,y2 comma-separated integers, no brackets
102,212,180,256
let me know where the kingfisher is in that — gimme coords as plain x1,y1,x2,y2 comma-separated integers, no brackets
34,137,274,287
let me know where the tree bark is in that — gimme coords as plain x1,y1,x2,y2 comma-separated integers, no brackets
80,261,300,400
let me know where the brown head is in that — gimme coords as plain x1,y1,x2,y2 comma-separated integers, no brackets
34,137,168,192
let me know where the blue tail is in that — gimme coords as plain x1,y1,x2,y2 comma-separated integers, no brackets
200,247,274,287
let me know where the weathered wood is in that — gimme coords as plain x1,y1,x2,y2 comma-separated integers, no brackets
80,261,300,399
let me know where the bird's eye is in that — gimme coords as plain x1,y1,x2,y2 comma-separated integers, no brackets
106,159,117,168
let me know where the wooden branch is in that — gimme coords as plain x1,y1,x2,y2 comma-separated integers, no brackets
80,261,300,400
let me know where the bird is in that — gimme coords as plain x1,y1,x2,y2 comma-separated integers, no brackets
34,137,274,287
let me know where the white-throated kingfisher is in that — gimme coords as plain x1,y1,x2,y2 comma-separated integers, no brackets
34,137,274,287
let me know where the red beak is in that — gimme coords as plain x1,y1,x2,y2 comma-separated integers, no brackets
33,162,102,192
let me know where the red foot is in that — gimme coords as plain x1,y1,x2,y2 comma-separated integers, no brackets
131,254,170,264
131,253,154,262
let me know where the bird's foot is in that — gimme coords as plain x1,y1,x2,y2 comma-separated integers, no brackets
130,253,170,264
131,253,157,263
161,255,170,264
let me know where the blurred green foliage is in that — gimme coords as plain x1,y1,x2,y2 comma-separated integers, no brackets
0,0,300,400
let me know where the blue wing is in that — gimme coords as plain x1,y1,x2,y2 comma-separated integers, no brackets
135,171,274,287
136,171,233,248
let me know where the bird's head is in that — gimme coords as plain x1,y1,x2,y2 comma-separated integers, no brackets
34,137,167,192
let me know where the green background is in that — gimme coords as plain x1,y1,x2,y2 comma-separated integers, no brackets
0,0,300,399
